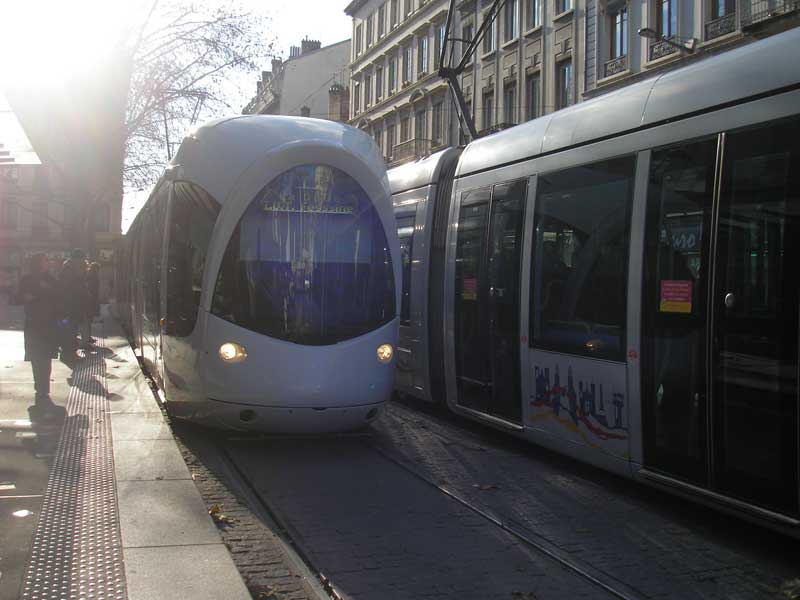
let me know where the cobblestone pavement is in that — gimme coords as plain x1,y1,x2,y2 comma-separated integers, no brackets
226,437,613,600
172,424,322,600
370,399,800,600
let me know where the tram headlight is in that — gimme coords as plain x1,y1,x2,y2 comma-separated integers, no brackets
219,342,248,363
376,344,394,363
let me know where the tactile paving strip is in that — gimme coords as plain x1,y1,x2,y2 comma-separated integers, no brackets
20,323,127,600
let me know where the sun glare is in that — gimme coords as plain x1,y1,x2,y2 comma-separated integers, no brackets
0,0,143,86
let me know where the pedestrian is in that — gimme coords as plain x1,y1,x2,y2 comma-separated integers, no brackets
59,249,90,360
87,262,101,324
16,253,60,417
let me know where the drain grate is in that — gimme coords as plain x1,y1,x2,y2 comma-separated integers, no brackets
20,324,127,600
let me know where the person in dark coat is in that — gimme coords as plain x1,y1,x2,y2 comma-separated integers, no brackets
87,262,101,322
17,253,60,413
59,249,90,359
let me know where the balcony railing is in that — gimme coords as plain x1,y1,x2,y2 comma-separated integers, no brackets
741,0,800,27
705,12,738,39
648,37,679,61
603,55,627,78
392,138,431,163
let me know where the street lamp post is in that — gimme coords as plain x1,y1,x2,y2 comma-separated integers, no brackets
637,27,697,53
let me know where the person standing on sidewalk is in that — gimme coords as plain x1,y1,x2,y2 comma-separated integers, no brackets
17,253,60,415
87,261,101,326
59,249,90,360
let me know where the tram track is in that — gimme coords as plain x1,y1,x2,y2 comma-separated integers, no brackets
215,424,643,600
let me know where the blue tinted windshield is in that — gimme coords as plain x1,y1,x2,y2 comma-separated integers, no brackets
212,165,396,345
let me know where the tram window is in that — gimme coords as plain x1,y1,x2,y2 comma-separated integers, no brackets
166,182,220,337
530,156,635,360
397,214,415,325
212,165,395,345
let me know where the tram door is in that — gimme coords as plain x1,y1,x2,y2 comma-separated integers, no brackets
453,180,526,423
643,118,800,516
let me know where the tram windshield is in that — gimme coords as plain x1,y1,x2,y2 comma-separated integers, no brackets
212,164,395,345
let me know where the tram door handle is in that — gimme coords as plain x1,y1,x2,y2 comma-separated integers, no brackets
724,292,735,309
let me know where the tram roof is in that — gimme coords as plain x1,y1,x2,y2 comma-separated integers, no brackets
170,115,385,205
456,27,800,179
388,147,462,195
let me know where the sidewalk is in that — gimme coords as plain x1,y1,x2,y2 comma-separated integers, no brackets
0,305,250,600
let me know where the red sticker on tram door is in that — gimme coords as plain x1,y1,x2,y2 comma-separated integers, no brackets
660,280,692,313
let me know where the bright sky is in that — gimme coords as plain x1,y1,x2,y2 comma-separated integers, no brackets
0,0,352,232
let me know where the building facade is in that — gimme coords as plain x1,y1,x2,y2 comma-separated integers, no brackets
243,38,352,121
345,0,584,166
346,0,798,167
584,0,799,97
0,160,122,301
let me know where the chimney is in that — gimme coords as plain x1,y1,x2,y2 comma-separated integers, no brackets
328,83,349,123
301,38,322,54
271,58,282,74
290,46,301,58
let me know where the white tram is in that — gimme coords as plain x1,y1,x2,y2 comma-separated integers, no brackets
119,116,400,432
390,28,800,532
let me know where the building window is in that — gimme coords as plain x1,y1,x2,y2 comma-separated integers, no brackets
504,0,518,42
610,5,628,58
378,4,386,37
403,45,413,83
483,90,494,129
354,81,361,114
432,100,444,145
388,55,398,93
526,0,541,29
0,200,18,230
373,127,383,154
390,0,399,27
355,24,363,56
711,0,735,18
482,15,495,53
404,0,413,18
526,72,540,120
387,123,396,158
415,108,427,140
417,35,429,75
376,66,384,101
462,22,474,57
657,0,677,37
556,60,573,109
460,100,472,145
557,0,572,13
365,74,372,107
366,14,374,47
434,22,446,69
504,80,517,124
400,115,410,142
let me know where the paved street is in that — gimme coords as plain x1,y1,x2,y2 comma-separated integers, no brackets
0,306,70,599
198,398,800,600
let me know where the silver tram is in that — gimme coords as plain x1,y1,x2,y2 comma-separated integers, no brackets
119,116,400,432
390,27,800,532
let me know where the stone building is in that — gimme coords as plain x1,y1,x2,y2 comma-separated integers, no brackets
243,38,352,121
0,160,121,302
346,0,798,167
584,0,800,98
345,0,583,166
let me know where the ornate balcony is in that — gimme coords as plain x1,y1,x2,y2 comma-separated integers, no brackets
648,38,679,61
742,0,800,27
705,12,737,40
603,55,627,78
391,138,431,164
